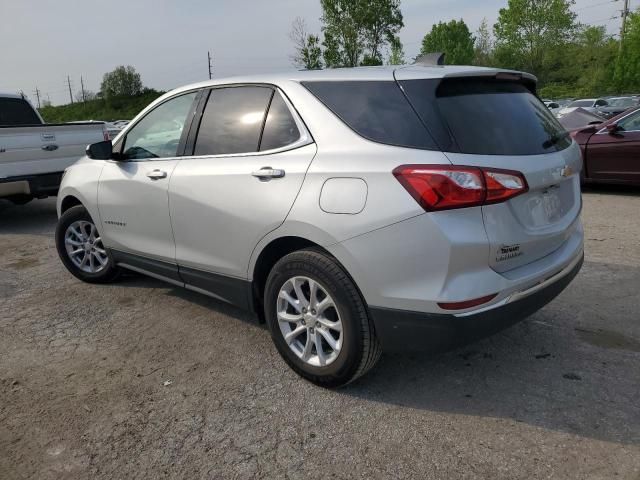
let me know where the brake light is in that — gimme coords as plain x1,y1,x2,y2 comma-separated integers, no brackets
393,165,528,211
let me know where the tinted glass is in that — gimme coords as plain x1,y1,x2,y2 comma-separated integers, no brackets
195,86,273,156
0,98,41,126
570,100,594,107
403,78,571,155
123,92,197,160
260,92,300,151
302,81,437,150
618,111,640,131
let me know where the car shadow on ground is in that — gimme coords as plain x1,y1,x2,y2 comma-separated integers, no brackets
3,197,639,447
582,183,640,197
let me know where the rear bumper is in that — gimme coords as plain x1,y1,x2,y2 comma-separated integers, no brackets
369,252,583,353
0,172,63,199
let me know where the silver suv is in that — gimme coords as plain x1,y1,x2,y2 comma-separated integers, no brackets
55,65,584,387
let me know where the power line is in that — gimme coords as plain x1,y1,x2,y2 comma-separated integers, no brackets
575,0,619,12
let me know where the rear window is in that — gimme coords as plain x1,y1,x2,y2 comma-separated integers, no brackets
401,78,572,155
0,97,41,126
302,81,437,150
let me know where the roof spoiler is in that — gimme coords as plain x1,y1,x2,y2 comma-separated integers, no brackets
414,52,445,66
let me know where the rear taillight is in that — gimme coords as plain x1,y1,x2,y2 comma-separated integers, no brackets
393,165,528,212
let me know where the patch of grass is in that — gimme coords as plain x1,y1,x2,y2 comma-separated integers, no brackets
39,90,165,123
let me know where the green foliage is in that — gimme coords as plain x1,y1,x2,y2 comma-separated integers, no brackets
421,19,474,65
474,18,494,66
614,11,640,93
289,18,323,70
100,65,143,99
320,0,403,67
38,90,163,123
493,0,577,84
387,35,406,65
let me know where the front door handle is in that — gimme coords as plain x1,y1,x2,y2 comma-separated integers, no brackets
251,167,285,180
146,169,167,180
42,144,59,151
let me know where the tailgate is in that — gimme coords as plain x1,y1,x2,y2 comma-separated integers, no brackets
0,123,105,178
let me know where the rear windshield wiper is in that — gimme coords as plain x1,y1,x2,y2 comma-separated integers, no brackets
542,131,570,149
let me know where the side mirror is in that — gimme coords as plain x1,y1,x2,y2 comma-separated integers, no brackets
606,123,621,135
86,140,113,160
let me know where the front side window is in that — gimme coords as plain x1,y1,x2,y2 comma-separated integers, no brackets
194,86,273,156
123,92,197,160
618,111,640,131
260,91,301,151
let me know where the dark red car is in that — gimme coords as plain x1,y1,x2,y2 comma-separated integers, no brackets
571,107,640,186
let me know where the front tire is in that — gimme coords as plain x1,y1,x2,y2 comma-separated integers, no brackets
264,249,381,387
55,205,120,283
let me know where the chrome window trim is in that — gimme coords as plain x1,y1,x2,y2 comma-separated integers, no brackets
596,109,640,135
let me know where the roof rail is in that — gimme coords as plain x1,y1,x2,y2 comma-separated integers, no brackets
414,52,445,66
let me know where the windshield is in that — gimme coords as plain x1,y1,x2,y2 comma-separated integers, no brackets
569,100,594,107
609,98,636,107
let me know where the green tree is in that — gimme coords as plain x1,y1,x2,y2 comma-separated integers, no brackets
289,17,323,70
100,66,143,98
320,0,403,67
387,35,406,65
614,10,640,92
420,19,474,65
493,0,577,83
473,18,494,66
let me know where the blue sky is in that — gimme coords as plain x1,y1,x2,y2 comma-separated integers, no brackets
0,0,633,106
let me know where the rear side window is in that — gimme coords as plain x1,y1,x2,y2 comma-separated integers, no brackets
195,86,273,156
302,81,437,150
0,97,41,126
260,92,300,151
401,78,572,155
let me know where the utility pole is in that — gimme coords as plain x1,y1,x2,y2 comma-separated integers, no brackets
33,87,41,109
66,75,74,104
208,51,213,80
621,0,630,47
80,75,86,103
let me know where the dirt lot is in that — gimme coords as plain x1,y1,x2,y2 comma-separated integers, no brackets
1,188,639,480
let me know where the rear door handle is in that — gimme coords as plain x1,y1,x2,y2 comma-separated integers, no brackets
42,144,59,151
146,169,167,180
251,167,285,180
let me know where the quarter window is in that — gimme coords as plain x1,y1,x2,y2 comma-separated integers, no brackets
260,92,301,151
123,92,197,160
194,86,273,156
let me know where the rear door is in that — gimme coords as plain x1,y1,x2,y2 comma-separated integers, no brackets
585,109,640,184
169,86,316,293
398,73,583,273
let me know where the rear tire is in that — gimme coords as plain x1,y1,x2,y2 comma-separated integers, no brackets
55,205,120,284
264,249,381,387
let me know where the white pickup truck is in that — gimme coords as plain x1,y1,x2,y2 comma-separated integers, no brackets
0,92,107,205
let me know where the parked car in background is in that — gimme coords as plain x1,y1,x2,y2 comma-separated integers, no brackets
558,98,608,117
571,106,640,186
0,93,107,205
596,97,640,119
543,100,560,109
55,65,584,386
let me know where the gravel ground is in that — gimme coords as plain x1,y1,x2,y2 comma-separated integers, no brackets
1,187,639,480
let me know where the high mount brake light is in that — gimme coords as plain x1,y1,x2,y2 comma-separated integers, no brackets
393,165,528,212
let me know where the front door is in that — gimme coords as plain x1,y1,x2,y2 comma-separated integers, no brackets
169,86,316,300
586,109,640,184
98,91,199,268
